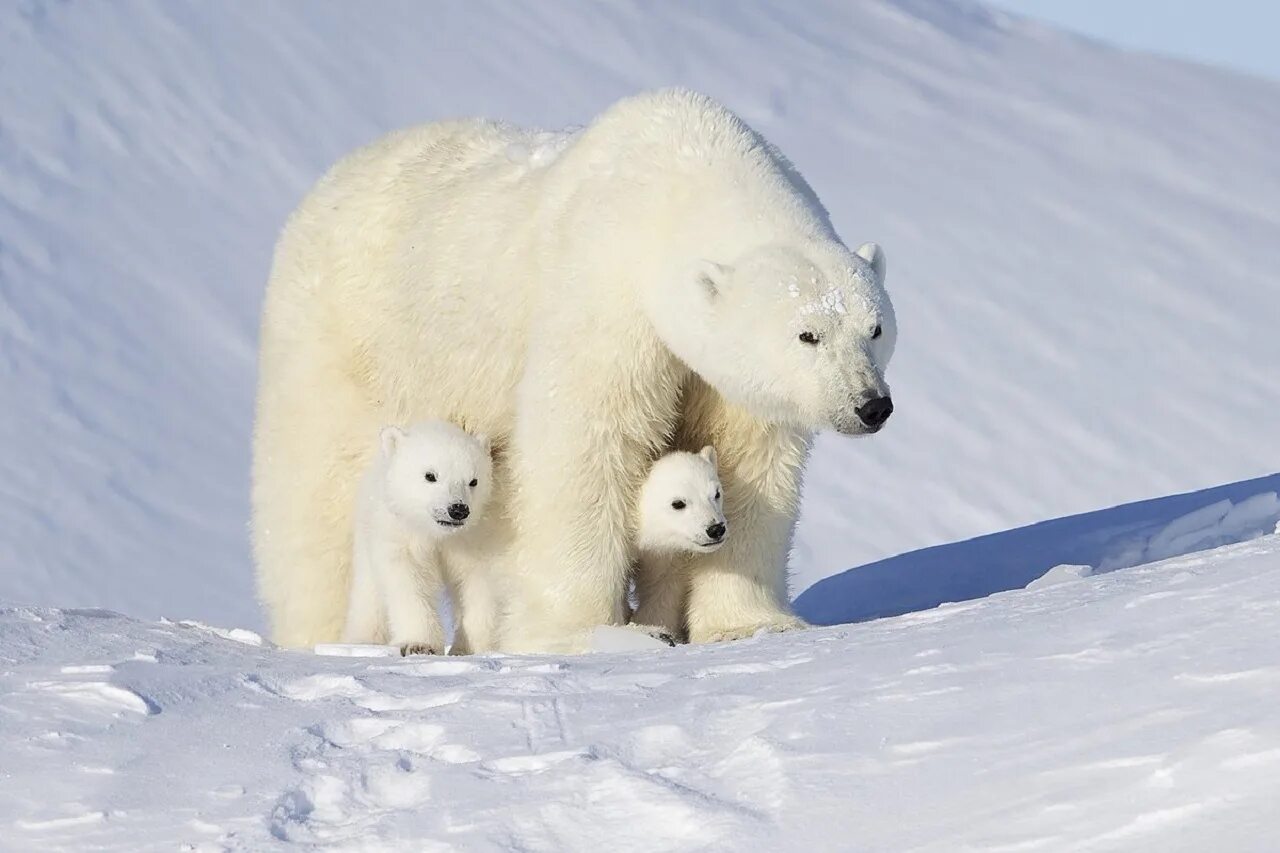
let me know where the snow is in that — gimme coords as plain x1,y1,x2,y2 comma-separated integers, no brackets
1099,491,1280,572
506,128,582,168
3,534,1279,849
4,0,1280,847
1024,562,1093,589
590,625,678,653
314,644,403,659
1019,490,1280,590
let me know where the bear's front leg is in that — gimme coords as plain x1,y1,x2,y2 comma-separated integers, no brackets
678,380,812,644
500,321,684,654
340,548,387,645
500,439,639,653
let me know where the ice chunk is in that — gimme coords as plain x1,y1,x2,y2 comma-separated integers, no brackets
1147,500,1231,555
1100,492,1280,572
1026,564,1093,590
589,625,672,653
313,643,401,658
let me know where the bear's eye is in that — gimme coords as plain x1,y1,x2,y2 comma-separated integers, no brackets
798,331,820,345
714,490,720,500
872,324,883,339
671,499,686,510
469,478,478,488
425,472,437,483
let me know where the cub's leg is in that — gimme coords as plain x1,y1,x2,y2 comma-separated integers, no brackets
632,552,688,642
379,541,447,656
445,564,500,655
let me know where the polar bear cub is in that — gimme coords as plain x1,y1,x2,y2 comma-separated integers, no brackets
342,420,494,656
632,446,727,640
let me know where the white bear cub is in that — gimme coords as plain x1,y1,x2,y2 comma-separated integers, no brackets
632,446,727,640
343,421,493,656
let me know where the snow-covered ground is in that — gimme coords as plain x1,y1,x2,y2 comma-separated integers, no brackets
4,531,1279,850
3,0,1279,848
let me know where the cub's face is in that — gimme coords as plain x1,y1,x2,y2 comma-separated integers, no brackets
637,447,727,554
379,423,493,536
650,241,896,436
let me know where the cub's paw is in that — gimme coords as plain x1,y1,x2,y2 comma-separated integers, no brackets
698,615,810,644
399,642,443,657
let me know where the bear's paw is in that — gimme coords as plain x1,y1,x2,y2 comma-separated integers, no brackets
399,642,443,657
624,624,681,647
697,614,810,644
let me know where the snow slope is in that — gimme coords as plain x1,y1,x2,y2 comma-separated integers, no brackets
3,533,1279,851
2,0,1278,624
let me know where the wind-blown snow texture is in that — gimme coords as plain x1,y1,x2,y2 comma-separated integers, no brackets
3,1,1280,848
3,0,1277,623
3,536,1279,850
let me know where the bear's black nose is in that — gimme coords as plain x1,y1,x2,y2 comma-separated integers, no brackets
447,502,470,521
706,522,726,541
856,395,894,429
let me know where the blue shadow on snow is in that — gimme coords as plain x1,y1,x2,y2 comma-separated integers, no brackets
794,472,1280,626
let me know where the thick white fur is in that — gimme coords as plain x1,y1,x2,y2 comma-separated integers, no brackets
252,89,896,652
342,421,498,655
633,446,726,640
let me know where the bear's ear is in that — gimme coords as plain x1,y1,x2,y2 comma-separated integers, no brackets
379,425,406,457
856,242,887,282
698,445,718,467
474,432,492,454
695,260,730,302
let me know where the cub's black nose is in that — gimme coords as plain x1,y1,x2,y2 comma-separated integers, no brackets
856,395,894,429
706,522,727,541
447,502,470,521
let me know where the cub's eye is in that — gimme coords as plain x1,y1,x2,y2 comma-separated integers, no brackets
872,324,882,339
671,500,686,510
714,490,720,500
424,472,437,483
469,479,478,488
798,331,820,345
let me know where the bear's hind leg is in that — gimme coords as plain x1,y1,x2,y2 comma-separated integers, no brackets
498,305,687,653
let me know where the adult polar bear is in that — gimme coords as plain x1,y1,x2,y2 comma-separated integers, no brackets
253,89,896,652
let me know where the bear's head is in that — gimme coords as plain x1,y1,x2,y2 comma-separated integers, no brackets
649,241,896,436
637,446,728,554
378,421,493,536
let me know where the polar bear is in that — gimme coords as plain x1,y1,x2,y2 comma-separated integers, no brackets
252,88,896,652
341,421,498,655
632,446,728,642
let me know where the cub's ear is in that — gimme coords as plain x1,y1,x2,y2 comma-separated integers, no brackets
698,445,718,467
856,242,886,282
379,425,406,457
694,260,731,301
473,433,492,454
